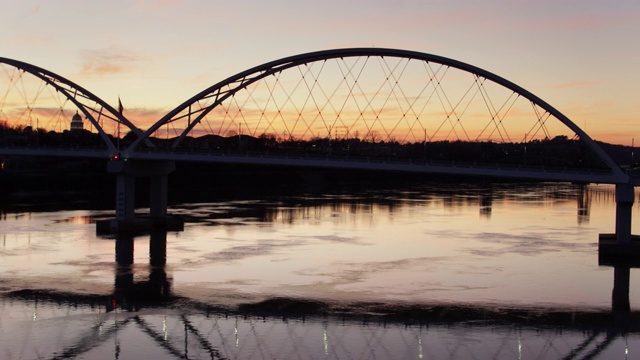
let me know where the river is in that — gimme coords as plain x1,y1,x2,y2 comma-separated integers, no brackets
1,181,639,359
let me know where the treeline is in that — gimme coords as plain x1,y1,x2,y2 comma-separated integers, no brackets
0,121,632,170
162,133,609,170
0,122,113,148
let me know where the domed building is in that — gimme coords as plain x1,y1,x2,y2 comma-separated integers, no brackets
70,111,83,131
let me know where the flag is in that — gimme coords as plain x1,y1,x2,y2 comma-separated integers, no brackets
118,97,123,115
117,96,122,148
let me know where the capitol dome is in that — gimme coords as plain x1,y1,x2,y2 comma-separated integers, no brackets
70,111,83,131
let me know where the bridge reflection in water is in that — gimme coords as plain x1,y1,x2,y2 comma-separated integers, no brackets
0,227,638,359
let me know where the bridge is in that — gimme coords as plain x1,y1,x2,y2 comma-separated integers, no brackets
0,48,638,250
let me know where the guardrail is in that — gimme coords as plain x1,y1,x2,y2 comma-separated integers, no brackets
0,145,629,184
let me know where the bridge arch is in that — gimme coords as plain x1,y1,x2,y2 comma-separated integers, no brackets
0,57,143,154
128,48,624,180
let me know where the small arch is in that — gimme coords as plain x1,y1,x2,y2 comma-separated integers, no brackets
0,57,144,155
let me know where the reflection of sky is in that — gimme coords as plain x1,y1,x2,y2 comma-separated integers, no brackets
0,183,636,310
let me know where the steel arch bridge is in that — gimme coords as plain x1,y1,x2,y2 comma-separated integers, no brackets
0,57,143,155
124,48,629,185
0,49,631,184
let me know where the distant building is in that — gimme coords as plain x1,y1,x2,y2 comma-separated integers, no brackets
70,111,83,131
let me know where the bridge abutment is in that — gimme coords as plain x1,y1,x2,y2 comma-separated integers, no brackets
97,159,183,234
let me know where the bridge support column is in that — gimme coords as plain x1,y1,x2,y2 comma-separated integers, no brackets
615,183,634,244
115,174,136,222
599,183,640,260
97,159,182,235
150,174,168,218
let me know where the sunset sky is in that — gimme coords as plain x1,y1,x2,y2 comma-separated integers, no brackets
1,0,639,145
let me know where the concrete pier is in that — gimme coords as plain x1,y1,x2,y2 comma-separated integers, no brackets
614,183,634,244
598,183,640,259
97,159,183,234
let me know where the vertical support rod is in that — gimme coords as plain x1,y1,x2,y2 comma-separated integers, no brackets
615,183,634,243
115,174,135,222
149,174,168,218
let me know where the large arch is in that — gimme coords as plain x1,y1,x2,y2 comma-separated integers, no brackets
127,48,624,178
0,57,144,154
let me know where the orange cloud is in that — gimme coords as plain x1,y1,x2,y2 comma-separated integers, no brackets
119,107,170,132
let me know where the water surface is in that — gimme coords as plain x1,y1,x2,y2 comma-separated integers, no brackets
1,181,639,359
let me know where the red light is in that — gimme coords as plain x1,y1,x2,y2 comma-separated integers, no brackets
113,154,120,160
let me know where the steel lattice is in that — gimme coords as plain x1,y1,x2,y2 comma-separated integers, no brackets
123,48,620,177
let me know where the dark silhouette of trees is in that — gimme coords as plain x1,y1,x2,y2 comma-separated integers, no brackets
0,120,633,171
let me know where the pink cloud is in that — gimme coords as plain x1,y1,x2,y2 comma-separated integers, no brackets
80,47,149,76
547,81,602,89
